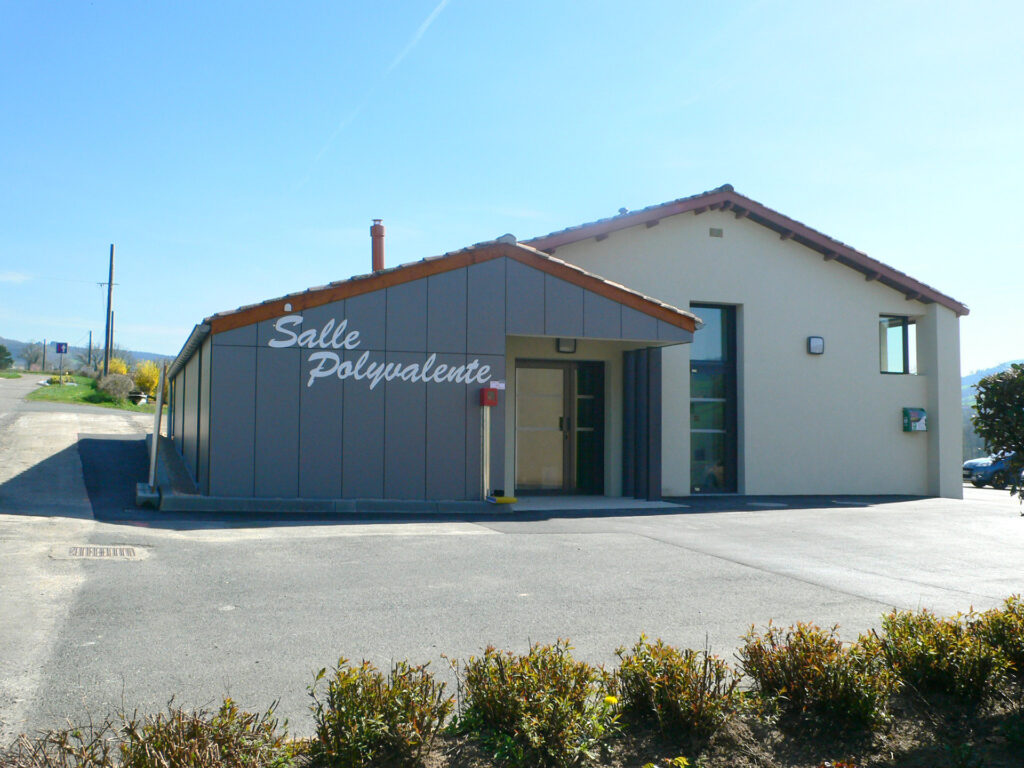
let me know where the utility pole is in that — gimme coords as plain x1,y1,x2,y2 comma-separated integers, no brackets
102,244,114,376
42,339,47,372
87,330,92,367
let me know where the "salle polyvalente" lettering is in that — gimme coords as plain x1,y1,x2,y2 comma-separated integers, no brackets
268,315,492,389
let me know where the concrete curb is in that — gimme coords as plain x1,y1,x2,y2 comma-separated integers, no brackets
156,492,494,515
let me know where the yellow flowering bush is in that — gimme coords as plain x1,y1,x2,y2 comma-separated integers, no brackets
133,360,160,397
107,357,129,376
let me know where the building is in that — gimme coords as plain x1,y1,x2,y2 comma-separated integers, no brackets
165,185,967,508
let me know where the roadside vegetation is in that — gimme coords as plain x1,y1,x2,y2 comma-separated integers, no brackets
0,370,21,379
5,597,1024,768
25,374,159,413
21,357,167,414
971,363,1024,503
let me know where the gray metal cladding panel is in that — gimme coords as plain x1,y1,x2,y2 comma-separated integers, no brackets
197,338,212,494
386,281,428,352
172,372,185,452
342,351,385,498
426,354,467,500
345,291,387,350
254,346,301,498
383,352,427,499
543,275,584,337
300,300,348,349
182,353,200,480
427,269,468,353
657,321,692,343
208,346,256,497
213,324,257,346
505,259,545,336
464,355,506,498
299,356,344,499
258,311,302,347
621,306,659,340
583,291,623,339
467,259,507,354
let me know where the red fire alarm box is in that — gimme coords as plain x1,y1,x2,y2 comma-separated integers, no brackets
480,388,499,407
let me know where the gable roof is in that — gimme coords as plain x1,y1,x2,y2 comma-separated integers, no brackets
523,185,969,317
204,239,700,335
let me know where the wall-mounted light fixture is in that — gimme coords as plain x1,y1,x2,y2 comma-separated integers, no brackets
556,338,577,354
807,336,825,355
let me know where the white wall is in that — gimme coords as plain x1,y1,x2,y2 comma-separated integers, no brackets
548,210,963,498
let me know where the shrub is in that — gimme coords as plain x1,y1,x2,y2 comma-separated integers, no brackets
615,636,740,740
98,374,133,401
309,658,453,768
738,622,893,726
107,357,129,376
133,360,161,398
119,698,293,768
874,609,1009,701
970,595,1024,677
6,718,119,767
5,700,293,768
456,640,617,768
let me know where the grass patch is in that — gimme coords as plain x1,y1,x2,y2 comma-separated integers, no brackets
0,370,22,378
25,375,159,413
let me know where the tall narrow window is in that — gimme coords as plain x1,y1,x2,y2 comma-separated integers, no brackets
690,305,737,493
879,315,917,374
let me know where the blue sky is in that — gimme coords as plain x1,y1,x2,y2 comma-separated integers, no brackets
1,0,1021,374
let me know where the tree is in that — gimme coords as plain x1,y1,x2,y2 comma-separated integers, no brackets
0,344,12,369
22,341,43,371
972,363,1024,503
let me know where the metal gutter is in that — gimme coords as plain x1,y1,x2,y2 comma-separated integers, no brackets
167,324,210,380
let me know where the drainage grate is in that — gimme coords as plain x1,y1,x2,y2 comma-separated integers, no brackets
68,546,137,559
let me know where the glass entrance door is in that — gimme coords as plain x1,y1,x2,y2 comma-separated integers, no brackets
515,361,604,494
515,366,567,491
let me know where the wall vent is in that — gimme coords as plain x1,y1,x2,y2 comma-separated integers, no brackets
709,227,724,238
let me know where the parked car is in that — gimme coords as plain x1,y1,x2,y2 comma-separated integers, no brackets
963,452,1016,489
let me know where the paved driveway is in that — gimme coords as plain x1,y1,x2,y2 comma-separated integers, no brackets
1,375,1022,742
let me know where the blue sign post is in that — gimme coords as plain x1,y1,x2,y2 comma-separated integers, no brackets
54,342,68,383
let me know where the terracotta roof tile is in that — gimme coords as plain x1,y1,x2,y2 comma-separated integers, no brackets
523,185,968,316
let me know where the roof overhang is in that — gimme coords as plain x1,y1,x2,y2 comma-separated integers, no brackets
523,185,969,317
204,240,701,336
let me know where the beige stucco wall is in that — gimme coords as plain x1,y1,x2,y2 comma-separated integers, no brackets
546,210,963,498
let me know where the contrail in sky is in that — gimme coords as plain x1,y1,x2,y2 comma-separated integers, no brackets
302,0,452,178
384,0,451,76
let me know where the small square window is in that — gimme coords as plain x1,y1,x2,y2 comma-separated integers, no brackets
879,315,917,374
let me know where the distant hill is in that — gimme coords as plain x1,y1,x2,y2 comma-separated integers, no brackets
0,336,173,371
962,359,1024,405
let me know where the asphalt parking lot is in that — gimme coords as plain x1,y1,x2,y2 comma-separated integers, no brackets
1,373,1022,742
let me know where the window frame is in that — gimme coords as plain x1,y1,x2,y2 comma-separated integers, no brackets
879,314,916,375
